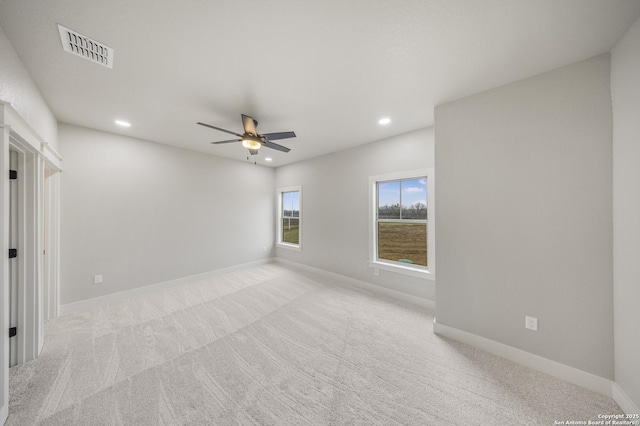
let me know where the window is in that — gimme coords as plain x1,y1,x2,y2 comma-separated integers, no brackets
277,186,302,250
369,169,434,279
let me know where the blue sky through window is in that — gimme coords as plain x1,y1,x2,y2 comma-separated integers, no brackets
378,177,427,208
282,191,300,217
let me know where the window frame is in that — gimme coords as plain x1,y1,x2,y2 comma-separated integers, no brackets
276,186,302,251
368,169,434,280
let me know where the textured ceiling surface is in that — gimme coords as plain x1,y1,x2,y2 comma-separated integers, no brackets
1,0,639,166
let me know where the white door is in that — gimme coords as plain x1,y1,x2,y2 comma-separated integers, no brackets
9,149,18,368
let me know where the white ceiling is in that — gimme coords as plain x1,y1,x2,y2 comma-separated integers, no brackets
1,0,639,167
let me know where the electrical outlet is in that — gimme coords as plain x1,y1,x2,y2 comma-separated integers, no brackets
94,274,103,284
374,269,379,276
525,316,538,331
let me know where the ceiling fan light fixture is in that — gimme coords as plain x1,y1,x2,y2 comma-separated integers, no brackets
242,139,261,150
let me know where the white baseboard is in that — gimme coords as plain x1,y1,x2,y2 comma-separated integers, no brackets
274,258,435,311
432,318,613,398
59,258,276,316
612,382,640,415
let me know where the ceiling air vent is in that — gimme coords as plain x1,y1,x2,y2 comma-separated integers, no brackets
57,24,114,68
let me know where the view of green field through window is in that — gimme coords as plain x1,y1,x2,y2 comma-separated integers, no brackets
377,177,427,266
282,191,300,245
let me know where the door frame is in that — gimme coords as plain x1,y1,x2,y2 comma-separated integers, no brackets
43,166,61,322
0,102,62,424
9,137,42,366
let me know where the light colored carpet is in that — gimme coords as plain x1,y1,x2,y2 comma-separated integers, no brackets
7,263,621,425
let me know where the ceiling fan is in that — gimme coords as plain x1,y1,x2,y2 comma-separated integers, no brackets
197,114,296,155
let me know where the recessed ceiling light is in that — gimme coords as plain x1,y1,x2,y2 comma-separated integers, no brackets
378,117,391,125
265,157,273,162
115,120,131,127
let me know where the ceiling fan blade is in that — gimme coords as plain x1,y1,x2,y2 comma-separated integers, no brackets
263,131,296,141
248,149,259,156
197,122,243,137
211,139,241,144
241,114,257,136
262,140,291,153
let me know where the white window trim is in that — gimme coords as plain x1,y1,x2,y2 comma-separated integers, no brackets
276,186,302,251
368,168,434,280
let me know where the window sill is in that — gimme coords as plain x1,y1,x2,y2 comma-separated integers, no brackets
368,261,435,280
277,242,302,252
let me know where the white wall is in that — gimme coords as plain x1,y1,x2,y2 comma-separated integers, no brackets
0,25,58,148
611,17,640,410
59,124,275,305
275,128,434,301
434,55,613,379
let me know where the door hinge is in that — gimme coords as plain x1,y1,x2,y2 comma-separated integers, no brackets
9,170,17,180
9,248,17,258
9,327,16,338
